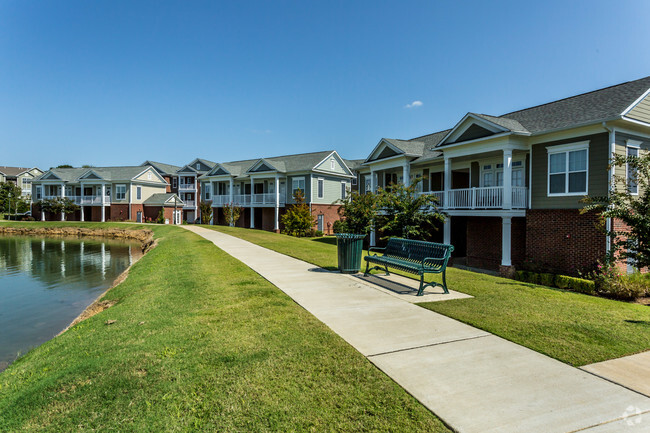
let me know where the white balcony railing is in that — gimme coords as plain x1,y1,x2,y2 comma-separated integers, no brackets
209,194,286,207
420,187,527,210
183,200,196,208
179,183,196,191
418,191,445,207
42,195,110,205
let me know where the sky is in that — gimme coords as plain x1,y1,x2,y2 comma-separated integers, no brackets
2,0,650,170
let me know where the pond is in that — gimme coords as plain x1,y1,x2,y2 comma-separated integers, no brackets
0,236,141,371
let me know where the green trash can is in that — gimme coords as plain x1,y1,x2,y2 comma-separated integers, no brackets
335,233,366,274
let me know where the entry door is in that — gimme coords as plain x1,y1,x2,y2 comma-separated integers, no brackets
317,214,324,232
136,211,142,223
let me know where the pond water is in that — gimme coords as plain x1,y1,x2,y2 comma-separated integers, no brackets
0,236,141,371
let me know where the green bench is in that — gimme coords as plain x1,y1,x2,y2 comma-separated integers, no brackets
363,238,454,296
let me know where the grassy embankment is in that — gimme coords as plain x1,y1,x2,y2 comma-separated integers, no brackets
208,225,650,367
0,221,449,432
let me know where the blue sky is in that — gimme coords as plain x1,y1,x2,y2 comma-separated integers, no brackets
2,0,650,169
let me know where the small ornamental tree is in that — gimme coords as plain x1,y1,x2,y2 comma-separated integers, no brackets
377,179,445,240
336,190,378,235
200,200,213,224
582,151,650,269
38,197,79,221
223,203,243,227
281,189,315,237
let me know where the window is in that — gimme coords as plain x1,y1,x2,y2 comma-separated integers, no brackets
36,186,42,200
627,144,639,195
341,181,347,199
351,176,357,186
196,163,200,170
331,159,335,170
512,169,524,187
317,178,324,198
205,184,211,200
116,185,126,200
365,177,372,193
22,178,31,187
106,186,111,197
483,172,494,187
547,141,589,196
136,186,142,200
172,177,177,188
292,177,305,196
147,172,152,180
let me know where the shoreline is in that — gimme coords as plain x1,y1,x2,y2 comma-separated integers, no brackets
0,227,157,371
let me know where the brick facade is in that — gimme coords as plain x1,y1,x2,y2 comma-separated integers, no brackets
525,209,606,275
310,203,341,235
465,217,526,271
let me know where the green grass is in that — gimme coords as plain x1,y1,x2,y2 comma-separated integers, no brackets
206,225,650,367
0,221,448,432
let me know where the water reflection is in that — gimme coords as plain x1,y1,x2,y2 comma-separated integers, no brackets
0,236,140,371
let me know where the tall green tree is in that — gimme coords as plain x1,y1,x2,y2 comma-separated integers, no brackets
582,151,650,269
0,182,29,214
281,189,315,237
377,179,445,240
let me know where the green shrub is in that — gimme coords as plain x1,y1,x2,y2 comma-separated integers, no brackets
314,230,324,237
556,275,595,294
514,270,526,281
332,219,348,234
540,273,555,287
526,272,540,285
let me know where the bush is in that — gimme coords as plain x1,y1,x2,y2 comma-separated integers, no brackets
22,216,35,221
332,219,348,234
556,275,595,294
514,270,526,281
314,230,324,237
591,264,649,300
540,273,555,287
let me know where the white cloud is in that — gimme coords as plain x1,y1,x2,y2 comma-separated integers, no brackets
405,100,423,109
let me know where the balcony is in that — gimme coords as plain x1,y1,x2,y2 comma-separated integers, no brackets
419,187,527,210
42,195,110,205
183,200,196,208
210,194,286,207
179,183,196,191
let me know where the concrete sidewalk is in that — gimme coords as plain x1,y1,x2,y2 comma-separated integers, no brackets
184,226,650,433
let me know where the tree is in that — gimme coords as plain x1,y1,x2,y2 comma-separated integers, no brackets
0,182,29,214
39,197,79,221
377,179,445,240
582,151,650,269
199,201,213,224
281,189,315,237
55,164,73,169
336,190,379,235
223,203,243,227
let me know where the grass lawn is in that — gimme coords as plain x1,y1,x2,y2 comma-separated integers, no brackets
0,221,449,432
207,225,650,367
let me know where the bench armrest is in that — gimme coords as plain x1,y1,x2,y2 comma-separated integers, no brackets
368,246,386,255
422,256,448,269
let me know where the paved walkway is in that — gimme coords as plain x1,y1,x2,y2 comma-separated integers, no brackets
184,226,650,433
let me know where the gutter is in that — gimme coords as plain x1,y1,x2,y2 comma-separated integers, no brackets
602,122,616,255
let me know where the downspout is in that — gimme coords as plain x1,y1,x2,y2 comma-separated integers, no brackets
602,122,616,255
128,182,132,221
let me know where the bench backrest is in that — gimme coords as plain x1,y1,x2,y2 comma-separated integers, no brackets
384,238,454,269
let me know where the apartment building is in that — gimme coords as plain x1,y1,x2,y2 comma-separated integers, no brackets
31,166,184,224
357,76,650,276
200,150,356,233
0,166,43,200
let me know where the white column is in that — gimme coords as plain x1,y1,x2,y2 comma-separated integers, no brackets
229,178,235,226
79,182,84,221
274,175,280,231
444,157,451,209
101,183,106,222
250,178,255,228
503,149,513,210
443,217,451,245
370,169,376,193
501,216,512,267
60,183,65,221
403,162,411,187
128,182,132,221
195,176,200,223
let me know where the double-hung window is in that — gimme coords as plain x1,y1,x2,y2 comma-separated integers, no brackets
627,142,640,195
547,142,589,196
317,178,324,199
116,185,126,200
341,181,347,199
292,177,305,196
136,186,142,200
204,183,211,200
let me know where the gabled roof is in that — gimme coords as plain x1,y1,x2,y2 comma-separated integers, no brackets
33,166,165,183
246,158,286,174
178,158,217,174
141,160,182,176
364,138,426,163
143,193,185,207
0,166,33,177
499,75,650,133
